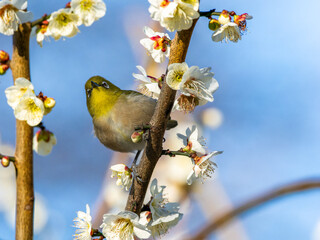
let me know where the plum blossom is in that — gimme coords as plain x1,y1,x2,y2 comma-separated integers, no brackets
140,179,182,237
101,211,151,240
48,8,81,40
73,204,92,240
148,0,199,32
71,0,106,26
0,0,33,36
187,151,222,185
177,125,206,155
110,164,133,191
133,65,161,99
140,26,171,63
33,129,57,156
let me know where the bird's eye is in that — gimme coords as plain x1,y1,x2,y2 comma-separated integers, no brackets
86,88,92,97
101,82,109,89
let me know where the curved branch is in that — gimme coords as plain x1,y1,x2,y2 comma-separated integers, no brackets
185,178,320,240
125,17,200,213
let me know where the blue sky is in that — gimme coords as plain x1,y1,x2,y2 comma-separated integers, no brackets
1,0,320,239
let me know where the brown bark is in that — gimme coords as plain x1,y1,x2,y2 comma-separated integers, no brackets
125,19,199,213
185,179,320,240
11,22,34,240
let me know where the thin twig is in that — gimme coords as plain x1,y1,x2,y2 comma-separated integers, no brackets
125,11,200,213
184,178,320,240
31,14,50,27
161,149,191,158
0,153,15,162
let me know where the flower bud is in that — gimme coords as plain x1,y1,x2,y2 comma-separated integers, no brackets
208,19,221,31
1,156,10,167
131,130,144,143
33,130,57,156
44,97,56,115
0,64,9,75
0,50,9,63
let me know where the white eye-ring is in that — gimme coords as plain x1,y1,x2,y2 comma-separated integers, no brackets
102,82,109,89
86,88,92,97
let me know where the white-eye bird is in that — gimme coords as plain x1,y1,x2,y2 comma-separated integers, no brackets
85,76,176,153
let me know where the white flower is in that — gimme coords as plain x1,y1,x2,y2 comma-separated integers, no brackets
14,92,44,126
33,22,51,47
141,179,182,237
133,65,161,99
101,211,151,240
140,26,171,63
177,125,206,155
148,0,199,32
180,66,219,103
0,0,33,36
73,204,92,240
33,130,57,156
48,8,81,40
166,62,188,90
110,164,133,191
212,22,241,43
5,77,34,109
187,151,222,185
71,0,106,27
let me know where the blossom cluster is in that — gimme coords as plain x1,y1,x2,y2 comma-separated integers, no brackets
177,125,222,185
5,78,56,155
34,0,106,46
73,179,183,239
210,10,252,43
134,62,219,113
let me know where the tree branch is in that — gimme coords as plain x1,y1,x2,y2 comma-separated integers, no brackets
125,18,200,213
184,178,320,240
11,22,34,240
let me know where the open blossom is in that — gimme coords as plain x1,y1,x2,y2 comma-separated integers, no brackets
33,129,57,156
166,62,188,90
177,125,206,155
14,92,44,126
5,77,34,109
140,26,171,63
148,0,199,32
180,66,218,103
0,0,33,36
110,164,133,191
101,211,151,240
212,22,241,42
71,0,106,27
140,179,182,237
133,65,161,99
187,151,222,185
73,204,92,240
48,8,81,40
167,63,219,112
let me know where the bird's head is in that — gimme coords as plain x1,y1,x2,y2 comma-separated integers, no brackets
85,76,121,118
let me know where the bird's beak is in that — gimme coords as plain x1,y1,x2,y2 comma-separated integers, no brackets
91,81,100,88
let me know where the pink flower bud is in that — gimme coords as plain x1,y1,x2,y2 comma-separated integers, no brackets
0,50,9,63
0,64,10,75
131,130,144,143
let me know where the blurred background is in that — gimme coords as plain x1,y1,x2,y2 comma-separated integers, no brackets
1,0,320,239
